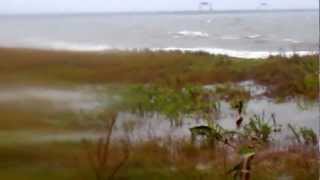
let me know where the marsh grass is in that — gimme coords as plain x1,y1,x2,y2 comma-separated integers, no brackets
120,85,221,126
82,112,130,180
0,48,317,99
0,136,316,180
0,48,318,179
0,102,103,131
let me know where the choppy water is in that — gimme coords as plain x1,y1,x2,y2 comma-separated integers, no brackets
0,10,318,58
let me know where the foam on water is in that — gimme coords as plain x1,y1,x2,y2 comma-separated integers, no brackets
49,41,111,52
24,39,112,52
21,38,317,59
150,47,317,59
245,34,262,39
7,40,317,59
3,39,317,59
282,38,301,44
220,35,241,40
171,30,209,38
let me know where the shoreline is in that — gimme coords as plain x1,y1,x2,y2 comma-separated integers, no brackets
0,46,318,59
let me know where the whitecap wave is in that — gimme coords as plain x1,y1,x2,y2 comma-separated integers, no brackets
220,35,240,40
172,30,209,38
3,39,317,59
245,34,262,39
150,47,317,59
49,41,111,52
282,38,301,44
20,39,112,52
206,19,213,23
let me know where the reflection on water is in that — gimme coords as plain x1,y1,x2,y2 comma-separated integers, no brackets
113,99,318,142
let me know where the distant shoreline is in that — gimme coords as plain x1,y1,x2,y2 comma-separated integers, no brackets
0,8,318,17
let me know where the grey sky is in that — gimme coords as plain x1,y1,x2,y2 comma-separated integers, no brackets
0,0,318,14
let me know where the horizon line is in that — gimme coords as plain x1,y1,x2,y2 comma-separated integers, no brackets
0,8,318,16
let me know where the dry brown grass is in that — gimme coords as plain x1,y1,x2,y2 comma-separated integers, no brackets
0,48,317,99
0,138,316,180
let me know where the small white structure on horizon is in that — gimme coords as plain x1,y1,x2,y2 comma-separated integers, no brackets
257,2,270,10
198,2,213,11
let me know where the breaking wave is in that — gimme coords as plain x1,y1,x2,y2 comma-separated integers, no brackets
245,34,262,39
171,30,209,38
150,47,317,59
48,41,111,51
220,35,241,40
2,40,317,59
282,38,301,44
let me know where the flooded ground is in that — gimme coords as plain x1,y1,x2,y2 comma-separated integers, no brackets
0,84,317,144
0,86,104,111
113,99,318,143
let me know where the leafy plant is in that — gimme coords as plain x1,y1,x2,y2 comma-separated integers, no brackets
122,85,220,126
300,127,317,146
243,114,281,143
190,123,236,149
288,124,317,146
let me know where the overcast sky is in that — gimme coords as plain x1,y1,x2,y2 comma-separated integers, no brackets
0,0,318,14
